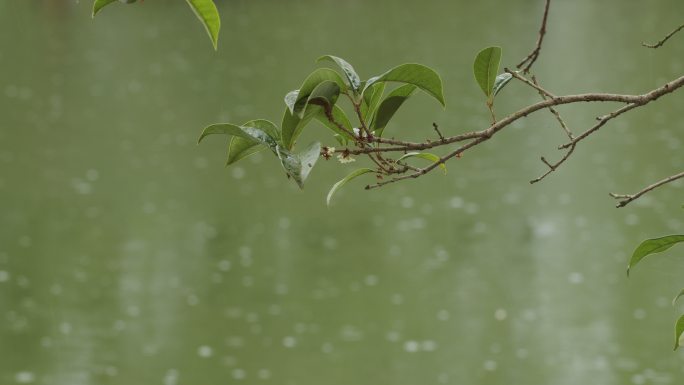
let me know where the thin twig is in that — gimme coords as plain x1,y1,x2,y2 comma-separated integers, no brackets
516,0,551,73
642,24,684,49
506,69,556,99
530,144,575,184
432,122,445,141
531,75,573,140
559,103,639,149
610,171,684,207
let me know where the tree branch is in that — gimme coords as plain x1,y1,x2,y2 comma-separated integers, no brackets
642,23,684,49
610,171,684,208
361,75,684,192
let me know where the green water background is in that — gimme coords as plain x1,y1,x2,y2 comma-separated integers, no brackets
0,0,683,384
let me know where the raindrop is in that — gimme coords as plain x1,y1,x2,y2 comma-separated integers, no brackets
494,308,508,321
483,360,497,371
15,371,35,384
257,369,271,380
403,340,419,353
282,336,297,348
197,345,213,358
232,369,246,380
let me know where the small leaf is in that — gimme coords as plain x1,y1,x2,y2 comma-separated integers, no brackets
298,142,321,183
364,63,445,107
675,315,684,350
397,152,446,174
226,137,262,165
185,0,221,50
289,68,347,114
627,235,684,275
492,72,513,97
673,289,684,306
92,0,118,17
473,46,502,98
371,84,417,136
317,55,361,91
361,82,386,120
326,168,374,206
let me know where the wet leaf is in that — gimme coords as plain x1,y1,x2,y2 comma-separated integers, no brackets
364,63,445,107
281,107,318,150
298,81,341,117
317,55,361,91
289,68,347,114
275,142,320,189
627,235,684,275
326,168,374,206
492,72,513,97
198,120,279,149
226,137,262,165
298,142,321,183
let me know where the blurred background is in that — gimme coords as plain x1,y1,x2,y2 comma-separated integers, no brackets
0,0,683,384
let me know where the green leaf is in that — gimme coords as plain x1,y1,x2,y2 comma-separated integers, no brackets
92,0,118,17
370,84,417,136
198,120,279,149
675,315,684,350
326,168,374,206
299,81,341,118
185,0,221,50
276,146,303,187
361,82,386,120
317,55,361,91
281,106,319,150
397,152,447,174
226,137,263,166
364,63,445,107
243,119,280,142
492,72,513,97
627,235,684,275
313,105,355,144
289,68,347,115
275,142,320,189
298,142,321,183
284,90,299,113
473,46,502,98
673,289,684,306
280,81,343,148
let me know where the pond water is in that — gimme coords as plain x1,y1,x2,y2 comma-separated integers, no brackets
0,0,683,384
